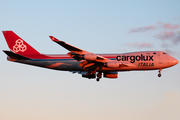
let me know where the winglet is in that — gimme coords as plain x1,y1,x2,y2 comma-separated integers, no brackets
49,36,60,42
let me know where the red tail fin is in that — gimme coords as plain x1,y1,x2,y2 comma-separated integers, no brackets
2,31,40,56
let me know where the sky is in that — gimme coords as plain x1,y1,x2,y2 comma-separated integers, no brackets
0,0,180,120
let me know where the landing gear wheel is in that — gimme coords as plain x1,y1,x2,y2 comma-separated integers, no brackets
158,74,161,77
96,72,102,82
96,78,100,82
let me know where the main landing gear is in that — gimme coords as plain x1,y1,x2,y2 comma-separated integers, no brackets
158,69,162,77
96,72,102,82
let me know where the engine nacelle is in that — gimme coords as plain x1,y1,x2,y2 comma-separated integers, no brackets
104,61,121,68
83,54,97,61
103,72,118,78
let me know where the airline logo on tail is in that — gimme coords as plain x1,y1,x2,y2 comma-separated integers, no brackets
13,39,27,52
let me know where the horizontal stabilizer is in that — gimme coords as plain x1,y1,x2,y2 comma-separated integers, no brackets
3,50,30,60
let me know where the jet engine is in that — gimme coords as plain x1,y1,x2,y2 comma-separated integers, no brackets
103,72,118,78
82,54,97,61
67,52,97,61
104,61,121,68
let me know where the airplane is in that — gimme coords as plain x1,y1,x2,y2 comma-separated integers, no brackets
2,31,179,81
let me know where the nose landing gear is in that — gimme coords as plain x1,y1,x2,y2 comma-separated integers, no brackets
158,69,162,77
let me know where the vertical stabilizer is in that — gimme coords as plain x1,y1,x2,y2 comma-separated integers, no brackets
2,31,40,56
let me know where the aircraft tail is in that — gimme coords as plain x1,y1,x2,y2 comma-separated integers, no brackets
2,31,40,56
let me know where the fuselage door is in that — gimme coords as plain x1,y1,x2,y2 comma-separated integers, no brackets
158,52,163,64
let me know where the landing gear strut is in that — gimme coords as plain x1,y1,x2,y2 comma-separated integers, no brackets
158,69,162,77
96,72,102,82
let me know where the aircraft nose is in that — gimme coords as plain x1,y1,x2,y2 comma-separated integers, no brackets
170,57,179,66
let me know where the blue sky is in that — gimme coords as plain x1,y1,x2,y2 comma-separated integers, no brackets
0,0,180,120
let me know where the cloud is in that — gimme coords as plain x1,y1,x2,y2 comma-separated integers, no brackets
155,31,175,40
154,31,180,44
123,42,153,48
158,21,180,30
128,22,179,33
128,25,156,33
128,22,180,46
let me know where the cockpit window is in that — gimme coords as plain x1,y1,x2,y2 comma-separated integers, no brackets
163,52,167,54
153,52,156,54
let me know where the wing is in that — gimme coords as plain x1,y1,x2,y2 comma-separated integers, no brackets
49,36,108,62
49,36,134,72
